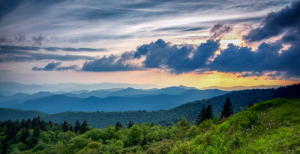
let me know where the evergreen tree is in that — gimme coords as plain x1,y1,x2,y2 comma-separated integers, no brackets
248,102,253,108
79,120,88,134
48,120,53,127
31,126,40,147
21,128,30,143
21,119,26,128
221,97,234,118
69,125,73,132
204,105,213,120
196,105,206,126
37,115,41,125
40,120,47,131
128,120,134,129
74,120,81,133
32,118,38,127
62,120,69,132
25,119,32,129
151,122,154,127
115,121,122,131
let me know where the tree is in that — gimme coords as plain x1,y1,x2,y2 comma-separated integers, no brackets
48,120,53,127
79,120,88,134
31,126,40,147
40,120,47,131
62,121,69,132
204,105,213,120
248,102,253,108
69,125,73,132
151,122,154,127
74,120,80,133
196,105,206,126
21,128,30,143
221,97,234,118
115,121,122,131
128,120,134,129
127,125,143,145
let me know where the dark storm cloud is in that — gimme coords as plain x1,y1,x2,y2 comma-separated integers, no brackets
132,39,219,73
82,52,142,72
210,23,232,39
32,62,78,71
81,35,300,78
0,45,106,52
243,1,300,42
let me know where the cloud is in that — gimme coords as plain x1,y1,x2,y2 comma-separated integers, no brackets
82,52,142,72
210,23,233,39
0,45,106,52
32,62,61,71
15,35,27,42
0,45,102,62
243,1,300,43
0,50,93,62
0,37,12,44
80,36,300,78
32,62,78,71
32,35,47,46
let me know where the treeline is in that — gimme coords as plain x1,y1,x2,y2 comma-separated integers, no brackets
1,98,299,153
0,97,244,154
0,116,93,154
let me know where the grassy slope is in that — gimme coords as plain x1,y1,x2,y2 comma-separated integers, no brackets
163,98,300,154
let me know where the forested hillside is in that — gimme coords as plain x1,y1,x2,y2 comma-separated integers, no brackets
1,84,299,128
1,98,299,153
0,108,48,122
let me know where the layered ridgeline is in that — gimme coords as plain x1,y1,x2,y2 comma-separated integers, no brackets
1,84,299,128
0,87,228,113
1,98,299,153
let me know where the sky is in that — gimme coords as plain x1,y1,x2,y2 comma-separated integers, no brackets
0,0,299,89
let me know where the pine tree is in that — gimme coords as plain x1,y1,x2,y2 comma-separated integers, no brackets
204,105,213,120
80,120,88,134
74,120,81,133
69,125,73,131
151,122,154,127
115,121,122,131
248,102,253,108
40,120,46,131
49,120,53,127
21,128,30,143
62,121,68,132
128,120,134,129
21,119,26,128
196,105,206,126
31,126,40,147
221,97,234,118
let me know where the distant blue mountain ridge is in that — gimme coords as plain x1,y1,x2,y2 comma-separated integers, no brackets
0,86,229,114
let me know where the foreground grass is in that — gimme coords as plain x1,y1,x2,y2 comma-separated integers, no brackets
147,98,300,154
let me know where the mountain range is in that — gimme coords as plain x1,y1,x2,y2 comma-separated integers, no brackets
0,86,229,113
1,83,299,128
